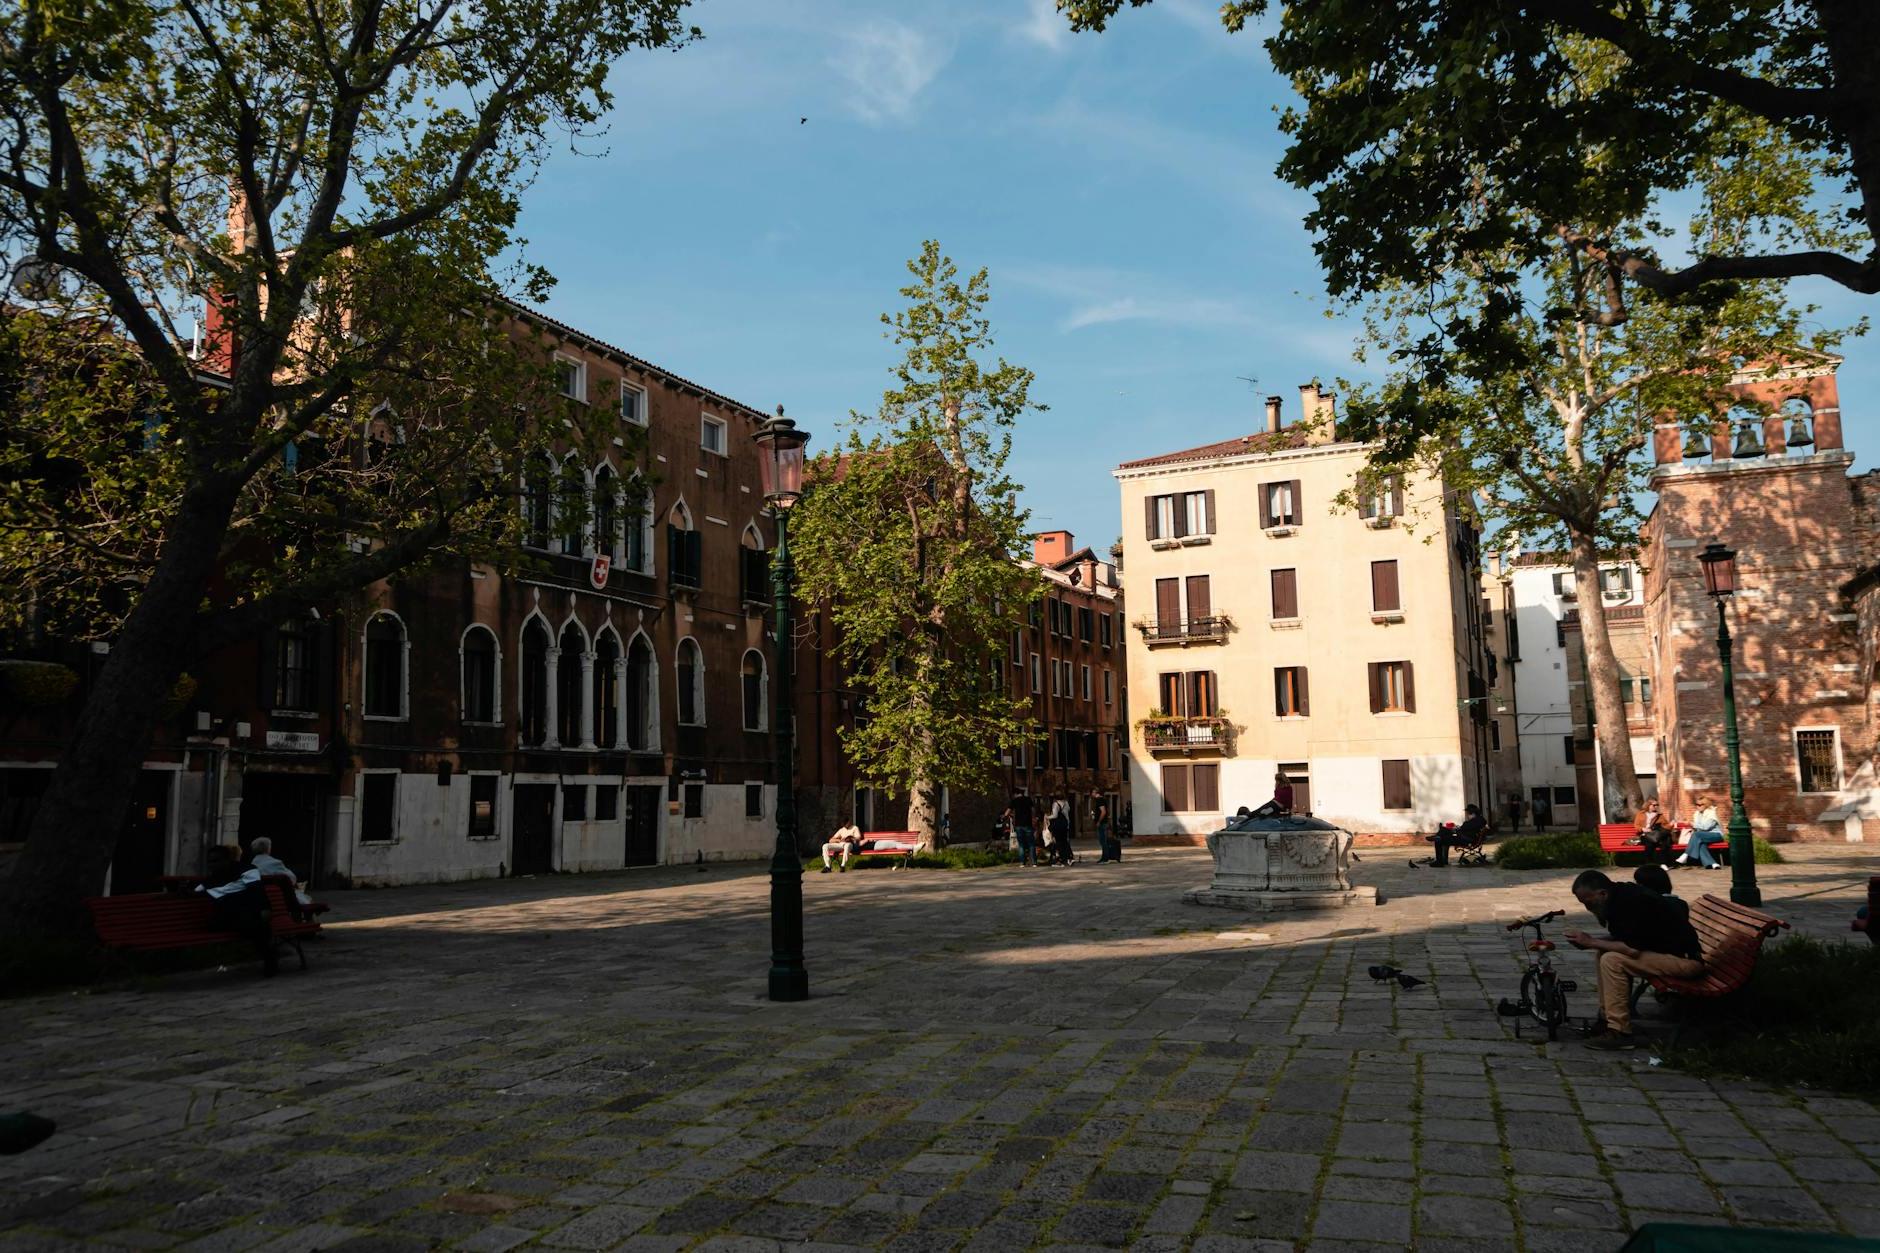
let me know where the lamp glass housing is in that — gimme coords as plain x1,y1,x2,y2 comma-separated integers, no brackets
754,413,809,508
1698,542,1738,597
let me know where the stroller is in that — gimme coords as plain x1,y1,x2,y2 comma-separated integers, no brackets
1408,821,1490,868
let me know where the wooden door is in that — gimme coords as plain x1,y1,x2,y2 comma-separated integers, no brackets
623,785,661,867
512,784,556,875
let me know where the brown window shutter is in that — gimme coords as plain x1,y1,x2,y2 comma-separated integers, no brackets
1186,575,1211,620
1273,669,1285,717
1390,476,1404,517
1190,671,1217,716
1382,759,1411,809
1172,494,1188,538
1258,482,1273,529
1145,495,1159,540
1194,764,1219,813
1372,560,1400,612
1368,662,1382,713
1202,488,1216,534
1163,764,1190,813
1156,577,1180,628
1272,568,1297,619
1358,484,1375,519
1289,479,1302,525
1298,666,1309,716
1403,659,1416,712
1159,672,1181,716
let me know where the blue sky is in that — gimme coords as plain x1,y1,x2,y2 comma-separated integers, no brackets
515,0,1875,555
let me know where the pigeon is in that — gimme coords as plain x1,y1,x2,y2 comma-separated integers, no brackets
1367,964,1426,990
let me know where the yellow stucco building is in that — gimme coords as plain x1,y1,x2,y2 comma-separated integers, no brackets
1114,386,1495,837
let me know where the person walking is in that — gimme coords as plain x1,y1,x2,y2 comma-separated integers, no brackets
1095,798,1120,863
1676,797,1724,869
1007,791,1037,867
1047,796,1076,865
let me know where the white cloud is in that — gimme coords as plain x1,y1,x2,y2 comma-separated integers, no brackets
829,22,949,124
1015,0,1070,51
1062,295,1253,332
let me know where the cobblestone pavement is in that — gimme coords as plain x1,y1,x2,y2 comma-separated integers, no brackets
3,844,1878,1252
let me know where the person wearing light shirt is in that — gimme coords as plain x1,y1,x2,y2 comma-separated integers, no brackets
821,823,863,873
1677,798,1724,869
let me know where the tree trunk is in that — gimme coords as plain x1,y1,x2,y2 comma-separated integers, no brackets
1569,533,1643,823
907,768,942,851
0,489,236,946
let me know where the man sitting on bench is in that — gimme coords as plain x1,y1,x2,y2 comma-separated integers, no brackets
821,821,863,873
1565,869,1703,1051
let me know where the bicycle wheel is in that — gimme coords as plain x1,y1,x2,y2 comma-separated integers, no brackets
1516,970,1539,1037
1535,971,1566,1040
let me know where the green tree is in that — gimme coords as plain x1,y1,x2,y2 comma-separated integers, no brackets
0,0,693,945
1059,2,1877,315
791,243,1040,846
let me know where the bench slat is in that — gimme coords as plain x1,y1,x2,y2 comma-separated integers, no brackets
1647,893,1787,999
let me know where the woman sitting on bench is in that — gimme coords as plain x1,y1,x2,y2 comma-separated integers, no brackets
1633,799,1676,865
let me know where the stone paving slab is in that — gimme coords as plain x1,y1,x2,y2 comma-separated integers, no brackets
1,845,1876,1251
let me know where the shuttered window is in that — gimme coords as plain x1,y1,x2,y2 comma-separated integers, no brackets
1193,765,1219,813
1156,578,1180,627
1259,479,1302,527
1163,764,1191,812
1146,490,1215,539
1186,575,1211,620
1371,560,1401,613
1368,661,1415,713
1381,760,1412,810
1271,568,1299,619
1275,667,1309,717
1158,670,1218,717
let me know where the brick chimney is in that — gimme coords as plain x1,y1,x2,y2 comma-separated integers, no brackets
1032,530,1074,567
1265,395,1282,434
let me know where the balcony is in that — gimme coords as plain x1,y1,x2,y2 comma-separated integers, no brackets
1136,616,1231,647
1142,716,1234,756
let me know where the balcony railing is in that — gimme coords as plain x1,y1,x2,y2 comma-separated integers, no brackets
1141,717,1233,755
1136,615,1231,646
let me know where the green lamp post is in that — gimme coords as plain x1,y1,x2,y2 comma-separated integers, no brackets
1697,542,1761,907
755,407,811,1001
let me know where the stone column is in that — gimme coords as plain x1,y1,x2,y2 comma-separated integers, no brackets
543,645,561,749
612,657,628,750
578,650,597,750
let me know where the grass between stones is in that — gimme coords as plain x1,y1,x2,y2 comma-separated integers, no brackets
1666,935,1880,1098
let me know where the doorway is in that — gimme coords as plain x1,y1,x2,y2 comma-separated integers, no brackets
1279,762,1312,816
109,770,172,895
512,783,556,875
623,785,662,867
240,773,328,886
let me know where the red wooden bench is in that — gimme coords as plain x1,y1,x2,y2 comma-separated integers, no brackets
84,876,322,972
852,832,926,868
1627,893,1788,1019
1596,822,1723,864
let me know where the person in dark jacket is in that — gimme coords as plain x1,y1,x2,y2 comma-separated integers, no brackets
1567,870,1703,1050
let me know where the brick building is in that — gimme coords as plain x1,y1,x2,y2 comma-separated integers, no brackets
1,304,792,889
1642,353,1878,842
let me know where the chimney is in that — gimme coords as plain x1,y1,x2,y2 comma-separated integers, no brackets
1032,530,1074,567
1265,395,1282,434
1299,383,1338,446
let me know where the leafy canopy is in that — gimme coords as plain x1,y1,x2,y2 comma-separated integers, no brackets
791,243,1041,801
0,0,691,647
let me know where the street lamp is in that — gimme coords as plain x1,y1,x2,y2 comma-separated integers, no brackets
1697,541,1761,907
755,406,811,1002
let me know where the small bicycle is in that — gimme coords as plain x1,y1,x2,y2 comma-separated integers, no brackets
1496,909,1577,1040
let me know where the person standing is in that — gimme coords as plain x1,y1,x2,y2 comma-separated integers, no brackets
1047,796,1076,865
1095,798,1120,863
1676,797,1724,869
1007,791,1036,867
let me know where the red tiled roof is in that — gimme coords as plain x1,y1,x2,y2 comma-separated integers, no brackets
1117,426,1313,470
